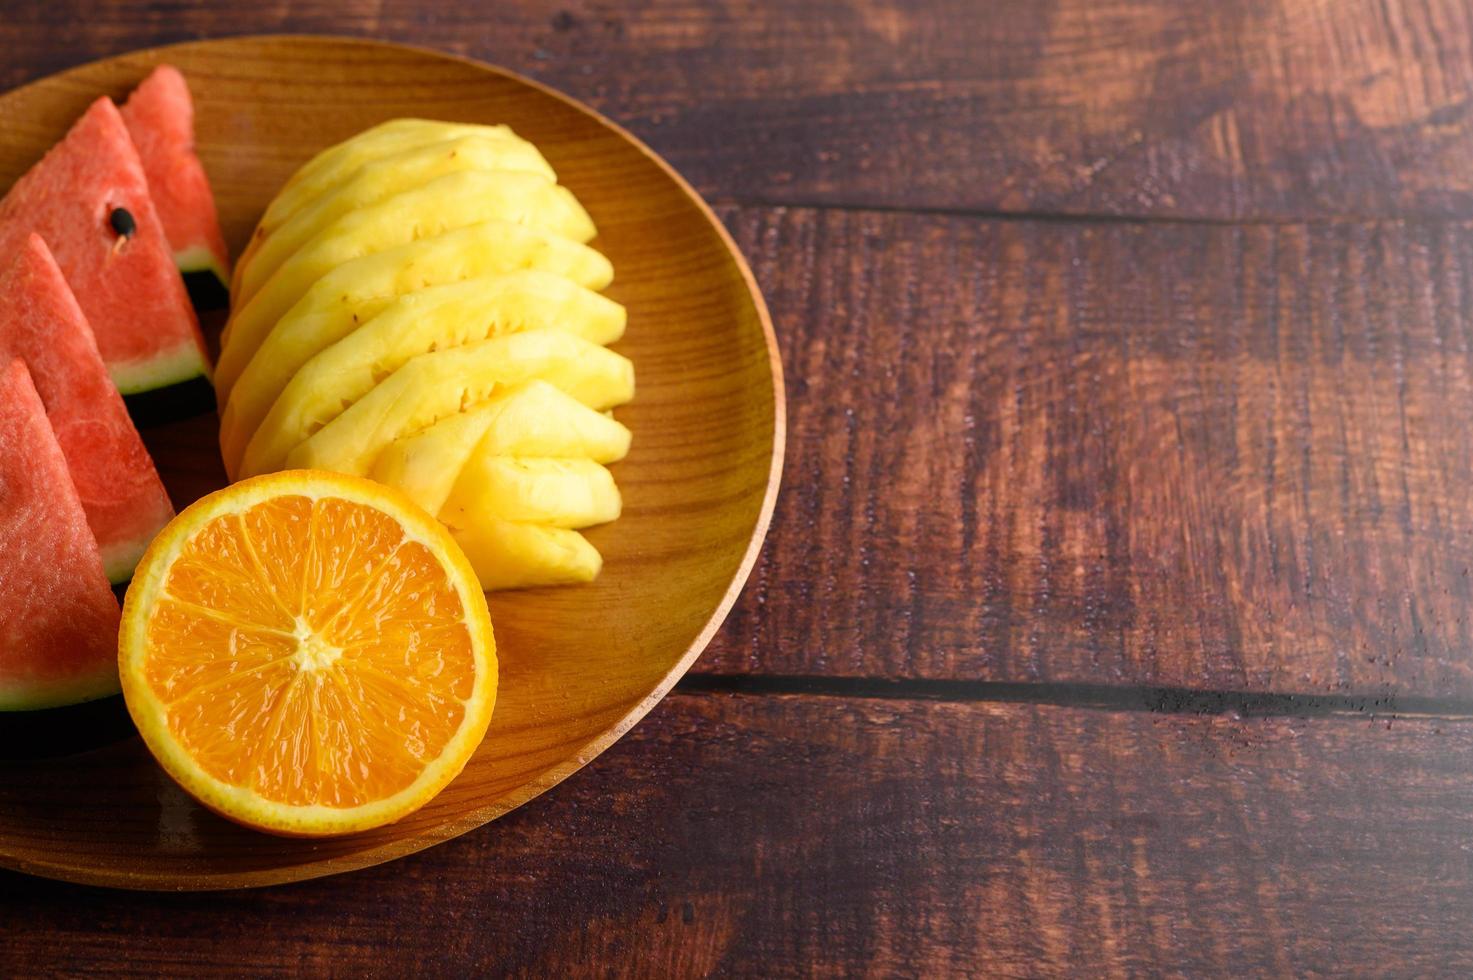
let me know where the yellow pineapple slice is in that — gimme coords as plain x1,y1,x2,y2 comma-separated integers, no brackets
235,135,556,302
223,271,625,476
443,457,620,528
215,220,611,413
267,332,634,478
449,519,604,591
220,171,596,370
257,120,517,241
371,380,631,517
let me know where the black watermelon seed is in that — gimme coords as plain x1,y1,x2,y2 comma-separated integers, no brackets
108,207,136,239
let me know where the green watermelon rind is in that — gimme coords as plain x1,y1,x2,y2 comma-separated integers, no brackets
101,537,152,587
175,243,230,285
122,374,217,429
177,243,231,310
109,339,211,396
0,668,120,712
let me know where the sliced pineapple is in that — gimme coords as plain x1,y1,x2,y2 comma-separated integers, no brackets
449,519,603,591
444,457,621,528
220,170,597,364
371,380,631,516
215,220,612,412
260,120,518,237
232,119,522,297
223,118,634,593
235,135,557,302
229,272,626,476
263,331,634,478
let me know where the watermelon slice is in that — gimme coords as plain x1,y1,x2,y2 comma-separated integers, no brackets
0,96,211,408
0,359,122,711
121,64,231,308
0,234,175,582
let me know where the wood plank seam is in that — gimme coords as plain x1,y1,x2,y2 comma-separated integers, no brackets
710,196,1473,229
677,673,1473,722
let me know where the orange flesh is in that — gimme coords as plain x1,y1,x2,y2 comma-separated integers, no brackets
142,495,476,808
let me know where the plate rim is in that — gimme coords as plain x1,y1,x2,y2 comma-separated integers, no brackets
0,33,786,890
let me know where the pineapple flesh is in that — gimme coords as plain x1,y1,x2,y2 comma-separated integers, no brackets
250,121,518,247
236,135,557,303
444,457,621,528
450,519,604,591
221,170,596,367
225,119,633,591
268,331,634,478
378,382,631,591
222,270,625,475
215,220,613,411
371,380,631,516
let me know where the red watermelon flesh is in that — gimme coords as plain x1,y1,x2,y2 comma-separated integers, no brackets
0,359,122,711
0,234,175,583
120,64,230,289
0,96,209,396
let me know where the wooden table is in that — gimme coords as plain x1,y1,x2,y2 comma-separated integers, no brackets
7,0,1473,974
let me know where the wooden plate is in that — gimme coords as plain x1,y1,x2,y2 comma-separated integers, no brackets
0,36,783,889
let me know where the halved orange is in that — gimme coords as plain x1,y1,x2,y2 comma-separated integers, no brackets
119,470,497,837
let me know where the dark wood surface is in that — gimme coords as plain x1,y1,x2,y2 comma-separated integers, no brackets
6,0,1473,974
9,693,1473,976
708,207,1473,697
7,0,1473,219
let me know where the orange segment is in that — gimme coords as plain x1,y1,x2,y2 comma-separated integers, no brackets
167,656,299,787
238,494,312,609
140,599,297,703
163,513,296,632
119,470,497,837
300,497,414,633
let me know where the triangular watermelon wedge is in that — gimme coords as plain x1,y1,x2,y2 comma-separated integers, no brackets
0,234,175,583
0,97,210,405
121,64,231,308
0,359,122,711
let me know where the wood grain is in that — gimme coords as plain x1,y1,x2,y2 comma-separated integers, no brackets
5,692,1473,975
0,5,1466,973
3,0,1473,218
0,37,782,889
706,206,1473,697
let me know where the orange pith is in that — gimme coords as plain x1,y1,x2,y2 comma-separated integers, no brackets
120,471,497,836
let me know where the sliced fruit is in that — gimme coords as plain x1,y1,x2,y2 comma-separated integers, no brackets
0,359,121,710
249,119,519,252
370,380,631,517
231,168,594,311
118,469,497,836
227,272,626,476
214,220,612,408
221,170,597,363
234,134,554,300
440,453,621,593
270,332,635,478
0,235,174,582
0,97,209,398
443,457,620,528
119,64,231,304
449,519,602,591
